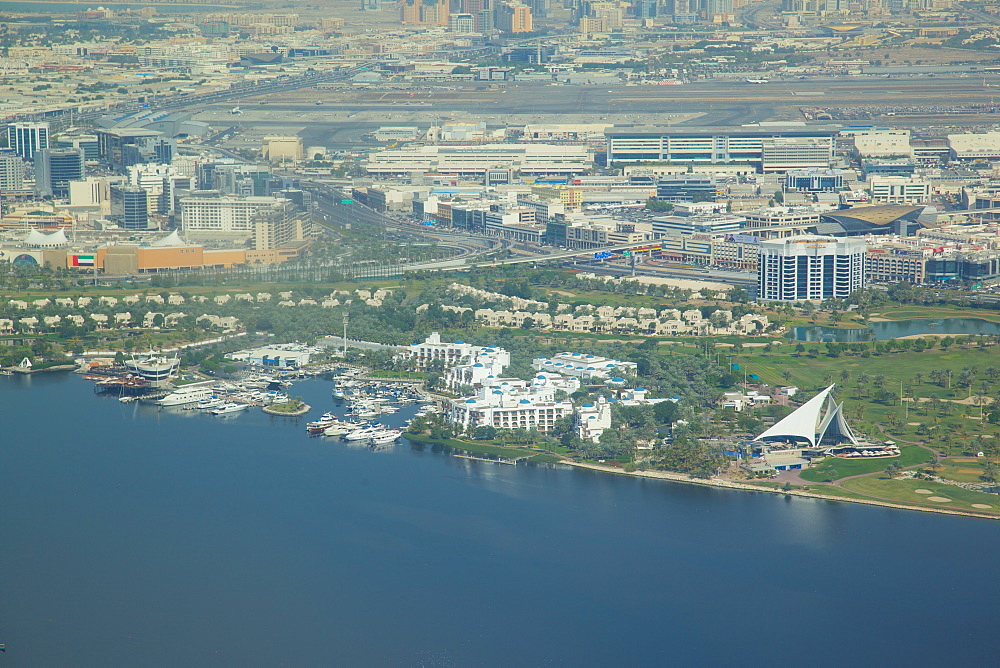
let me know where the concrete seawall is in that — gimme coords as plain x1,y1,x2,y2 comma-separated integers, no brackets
560,461,999,521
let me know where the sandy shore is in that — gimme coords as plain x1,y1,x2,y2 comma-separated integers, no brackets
559,460,998,520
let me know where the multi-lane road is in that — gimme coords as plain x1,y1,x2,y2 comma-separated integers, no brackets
302,178,757,286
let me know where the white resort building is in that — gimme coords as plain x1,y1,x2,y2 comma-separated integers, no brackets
445,374,577,434
532,352,638,383
442,345,511,392
398,331,484,368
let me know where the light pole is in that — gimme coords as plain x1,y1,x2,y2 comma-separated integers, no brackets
342,312,349,359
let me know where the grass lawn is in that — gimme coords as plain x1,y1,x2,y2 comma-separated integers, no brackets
841,477,1000,514
799,485,871,500
729,342,1000,456
740,481,867,501
936,458,994,483
737,347,1000,398
403,432,530,459
799,445,932,482
872,306,1000,324
529,453,563,464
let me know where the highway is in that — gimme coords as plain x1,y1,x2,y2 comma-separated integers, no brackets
301,178,759,287
304,180,509,263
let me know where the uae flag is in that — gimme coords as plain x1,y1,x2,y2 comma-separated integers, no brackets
72,255,95,267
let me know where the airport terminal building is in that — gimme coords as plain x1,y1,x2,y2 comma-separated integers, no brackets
605,124,839,172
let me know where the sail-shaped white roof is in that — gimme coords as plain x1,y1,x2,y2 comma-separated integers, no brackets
756,384,835,447
817,399,859,446
24,228,67,247
150,230,187,247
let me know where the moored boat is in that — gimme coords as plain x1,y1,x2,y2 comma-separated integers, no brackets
196,397,226,411
343,425,381,441
211,402,249,415
368,428,402,444
322,422,355,437
158,386,215,407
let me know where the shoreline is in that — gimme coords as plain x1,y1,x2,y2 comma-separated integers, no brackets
558,460,999,521
9,364,77,375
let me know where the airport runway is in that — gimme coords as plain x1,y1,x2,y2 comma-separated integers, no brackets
193,74,1000,151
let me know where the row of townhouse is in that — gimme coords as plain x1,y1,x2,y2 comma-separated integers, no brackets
9,288,392,312
472,307,773,337
447,283,550,311
0,312,238,334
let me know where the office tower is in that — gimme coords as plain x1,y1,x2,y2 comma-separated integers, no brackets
667,0,697,21
450,11,477,29
35,148,85,197
0,153,25,191
95,129,175,172
757,235,866,302
110,184,150,230
496,0,533,32
705,0,733,14
633,0,657,16
526,0,550,18
179,193,285,233
7,122,49,160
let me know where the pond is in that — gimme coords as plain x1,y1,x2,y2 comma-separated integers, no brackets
788,317,1000,342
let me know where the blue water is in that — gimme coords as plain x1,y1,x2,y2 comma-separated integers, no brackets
3,374,1000,666
791,317,1000,342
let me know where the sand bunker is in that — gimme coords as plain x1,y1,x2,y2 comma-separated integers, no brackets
927,496,952,502
914,489,933,494
972,504,993,509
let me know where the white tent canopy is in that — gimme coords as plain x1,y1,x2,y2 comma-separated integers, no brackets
150,230,187,247
24,228,68,247
756,384,859,447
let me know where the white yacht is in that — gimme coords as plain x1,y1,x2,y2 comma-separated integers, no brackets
158,386,216,407
343,425,381,441
211,402,249,415
196,397,226,411
368,428,402,444
323,422,355,437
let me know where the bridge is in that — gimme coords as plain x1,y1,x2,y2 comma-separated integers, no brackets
468,242,669,268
